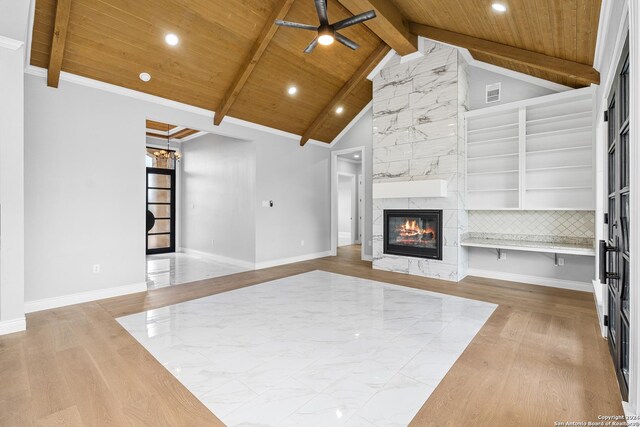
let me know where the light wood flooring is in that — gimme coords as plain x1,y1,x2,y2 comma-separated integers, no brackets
0,245,624,426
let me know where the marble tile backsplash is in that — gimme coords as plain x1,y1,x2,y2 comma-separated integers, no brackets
468,211,595,239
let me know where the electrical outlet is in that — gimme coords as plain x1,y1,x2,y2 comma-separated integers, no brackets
211,239,215,247
261,201,269,208
300,240,305,246
499,251,507,260
558,258,565,266
93,264,100,273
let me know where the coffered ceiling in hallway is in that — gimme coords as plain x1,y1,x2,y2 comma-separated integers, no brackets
30,0,602,144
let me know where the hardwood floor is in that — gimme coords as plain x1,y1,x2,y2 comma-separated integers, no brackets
0,245,624,426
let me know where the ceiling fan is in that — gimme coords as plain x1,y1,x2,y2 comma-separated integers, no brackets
275,0,376,53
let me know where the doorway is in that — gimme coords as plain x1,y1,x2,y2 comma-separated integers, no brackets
604,36,630,400
331,147,365,259
146,167,176,254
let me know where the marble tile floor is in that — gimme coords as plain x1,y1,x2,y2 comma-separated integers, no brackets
146,252,250,289
118,270,497,426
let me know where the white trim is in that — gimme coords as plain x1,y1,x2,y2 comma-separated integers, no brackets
254,251,332,270
25,282,147,313
0,35,24,51
23,65,330,148
24,0,35,65
336,156,362,165
179,130,207,142
0,317,26,335
178,247,255,270
598,2,630,109
594,0,614,71
467,268,593,292
367,50,396,81
328,101,372,148
455,43,571,92
628,0,639,414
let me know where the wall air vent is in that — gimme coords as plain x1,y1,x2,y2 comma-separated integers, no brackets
486,82,501,103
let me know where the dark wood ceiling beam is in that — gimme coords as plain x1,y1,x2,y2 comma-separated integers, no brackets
300,43,391,146
213,0,295,126
47,0,72,88
336,0,417,56
409,23,600,85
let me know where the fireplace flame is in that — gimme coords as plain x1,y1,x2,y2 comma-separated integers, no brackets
399,220,433,238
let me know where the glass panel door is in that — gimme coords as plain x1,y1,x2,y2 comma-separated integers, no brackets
146,167,176,254
605,37,630,400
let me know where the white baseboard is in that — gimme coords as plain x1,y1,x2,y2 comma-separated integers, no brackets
178,247,255,270
25,281,148,313
467,268,593,293
0,317,26,335
255,251,332,270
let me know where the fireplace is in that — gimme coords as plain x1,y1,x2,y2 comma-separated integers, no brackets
384,210,443,260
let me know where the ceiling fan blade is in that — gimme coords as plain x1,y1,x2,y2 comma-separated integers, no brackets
335,32,359,50
314,0,329,25
274,20,318,31
304,37,319,54
333,10,376,30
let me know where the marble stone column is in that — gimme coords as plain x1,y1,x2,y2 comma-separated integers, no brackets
371,41,469,281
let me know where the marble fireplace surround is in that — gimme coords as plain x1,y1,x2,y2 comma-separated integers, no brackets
372,40,468,282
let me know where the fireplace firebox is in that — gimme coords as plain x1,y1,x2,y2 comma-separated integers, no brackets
383,209,443,260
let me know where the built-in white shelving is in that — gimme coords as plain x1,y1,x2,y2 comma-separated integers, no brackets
465,87,595,210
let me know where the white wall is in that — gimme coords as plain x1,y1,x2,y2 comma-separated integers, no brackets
332,109,373,257
180,133,256,264
0,42,26,333
24,71,333,305
255,139,331,264
468,66,557,110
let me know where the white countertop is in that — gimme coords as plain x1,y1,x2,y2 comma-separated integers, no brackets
460,237,596,256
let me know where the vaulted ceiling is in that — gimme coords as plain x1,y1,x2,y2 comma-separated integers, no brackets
30,0,602,145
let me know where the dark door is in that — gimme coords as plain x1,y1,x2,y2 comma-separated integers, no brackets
605,37,630,400
146,167,176,254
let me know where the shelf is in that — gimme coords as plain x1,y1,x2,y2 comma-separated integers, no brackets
468,188,518,193
525,111,591,125
526,145,591,155
526,126,592,138
467,153,518,161
467,122,519,135
467,170,518,176
526,186,592,191
467,136,519,146
461,238,595,256
527,164,592,172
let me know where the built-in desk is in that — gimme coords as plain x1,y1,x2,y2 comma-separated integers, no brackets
460,237,595,257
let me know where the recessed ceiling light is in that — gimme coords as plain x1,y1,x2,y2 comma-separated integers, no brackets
354,154,360,158
492,2,507,12
336,106,344,114
139,72,151,82
287,86,298,95
165,33,179,46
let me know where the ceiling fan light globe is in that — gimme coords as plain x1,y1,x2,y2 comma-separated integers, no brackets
318,34,334,45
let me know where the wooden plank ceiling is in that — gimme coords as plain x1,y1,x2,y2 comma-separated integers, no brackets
390,0,601,88
146,120,200,140
31,0,602,144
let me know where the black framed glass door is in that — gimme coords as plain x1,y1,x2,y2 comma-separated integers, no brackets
604,37,630,400
146,167,176,254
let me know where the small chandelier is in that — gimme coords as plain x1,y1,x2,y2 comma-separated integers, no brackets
153,130,181,162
